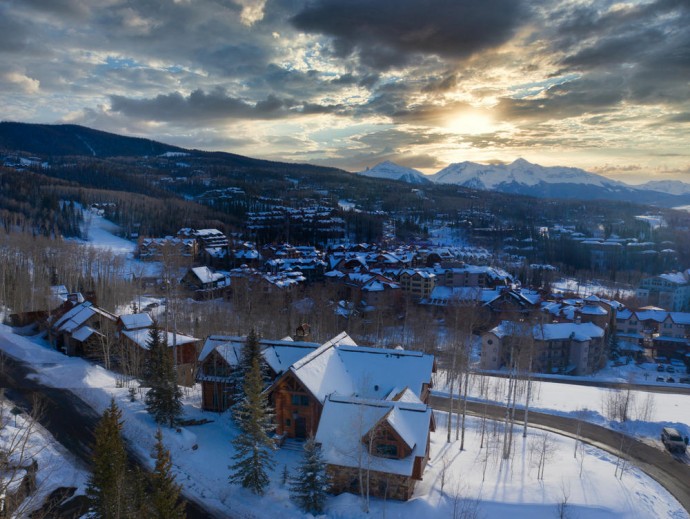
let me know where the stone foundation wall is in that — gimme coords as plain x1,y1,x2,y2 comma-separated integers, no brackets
326,465,415,501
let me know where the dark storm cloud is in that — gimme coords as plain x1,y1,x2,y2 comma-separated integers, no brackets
20,0,90,19
497,75,625,122
666,113,690,124
422,73,458,94
0,18,30,53
544,0,690,105
109,88,344,121
353,128,453,151
291,0,527,68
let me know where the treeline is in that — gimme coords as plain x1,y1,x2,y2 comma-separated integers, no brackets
0,167,84,238
0,230,137,315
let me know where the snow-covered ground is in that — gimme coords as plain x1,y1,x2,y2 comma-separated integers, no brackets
427,224,467,248
551,277,636,299
1,324,687,518
434,370,690,447
0,396,88,516
79,209,161,278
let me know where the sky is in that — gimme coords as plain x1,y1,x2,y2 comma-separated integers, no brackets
1,0,689,183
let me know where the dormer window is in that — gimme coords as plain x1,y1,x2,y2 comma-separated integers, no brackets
375,444,398,458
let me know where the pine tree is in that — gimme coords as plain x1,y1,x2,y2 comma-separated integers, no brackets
87,399,129,518
289,436,329,514
229,355,275,495
145,326,183,427
231,329,264,416
150,429,186,519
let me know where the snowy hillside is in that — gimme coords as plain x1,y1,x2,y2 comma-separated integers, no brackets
431,158,624,189
635,179,690,195
357,161,431,184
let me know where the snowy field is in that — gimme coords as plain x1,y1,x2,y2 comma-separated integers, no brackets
551,278,636,300
434,371,690,448
1,325,687,518
79,209,161,278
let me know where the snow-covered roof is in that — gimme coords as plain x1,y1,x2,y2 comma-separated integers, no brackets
190,266,226,284
635,309,668,322
616,308,633,320
424,286,498,305
71,325,100,342
490,321,604,342
122,329,199,349
385,387,422,404
290,333,434,402
197,335,320,374
669,312,690,325
579,304,608,316
52,301,115,333
658,272,689,285
119,313,154,330
315,395,433,477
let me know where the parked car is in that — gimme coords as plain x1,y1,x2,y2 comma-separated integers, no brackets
657,364,666,372
656,376,665,382
666,365,675,373
661,427,687,454
667,377,675,383
680,377,690,384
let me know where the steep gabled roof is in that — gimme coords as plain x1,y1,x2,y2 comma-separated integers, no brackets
315,395,432,477
52,301,116,333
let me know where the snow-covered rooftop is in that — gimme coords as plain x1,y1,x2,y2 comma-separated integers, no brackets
122,328,198,349
119,312,154,330
315,394,433,477
290,333,434,402
491,321,604,342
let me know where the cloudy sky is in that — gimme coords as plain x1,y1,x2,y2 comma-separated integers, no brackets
2,0,689,182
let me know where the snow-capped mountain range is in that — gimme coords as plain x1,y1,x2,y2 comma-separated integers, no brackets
356,159,690,206
358,160,431,185
635,180,690,196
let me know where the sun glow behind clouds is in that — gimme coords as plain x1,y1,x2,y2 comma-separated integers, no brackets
444,110,498,135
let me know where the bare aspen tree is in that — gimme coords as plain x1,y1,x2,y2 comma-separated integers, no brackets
555,481,571,519
445,339,458,444
530,431,555,480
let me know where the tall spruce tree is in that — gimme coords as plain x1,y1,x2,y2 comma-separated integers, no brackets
145,326,183,427
228,354,275,495
231,329,264,416
87,399,129,518
150,429,186,519
290,436,329,514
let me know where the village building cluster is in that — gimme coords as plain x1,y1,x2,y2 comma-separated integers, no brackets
8,220,690,506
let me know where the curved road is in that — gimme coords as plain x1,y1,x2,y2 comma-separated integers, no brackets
430,395,690,515
0,353,217,519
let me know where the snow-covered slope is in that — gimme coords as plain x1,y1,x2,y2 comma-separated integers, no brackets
357,161,431,184
431,158,625,190
635,179,690,195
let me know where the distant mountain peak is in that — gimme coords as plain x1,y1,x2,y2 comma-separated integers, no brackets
356,161,431,185
511,158,532,166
